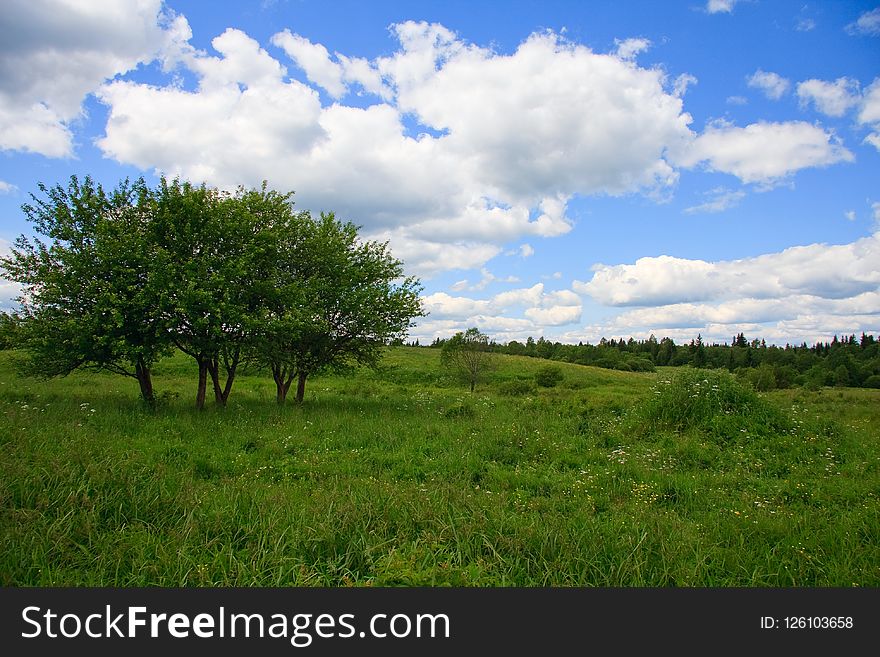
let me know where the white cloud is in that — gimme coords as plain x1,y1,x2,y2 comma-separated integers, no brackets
796,18,817,32
858,78,880,150
0,180,17,195
95,21,700,276
846,8,880,36
415,230,880,344
419,282,583,335
676,120,854,185
684,187,745,214
551,231,880,346
873,202,880,223
706,0,739,14
608,293,880,330
614,37,650,60
797,77,860,117
845,210,856,221
525,304,583,326
518,244,534,258
576,232,880,306
747,70,790,100
464,268,520,291
673,74,698,98
726,95,748,106
861,80,880,124
0,0,190,157
271,30,346,98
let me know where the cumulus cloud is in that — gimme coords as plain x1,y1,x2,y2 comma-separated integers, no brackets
606,293,880,330
419,282,583,337
747,70,790,100
858,78,880,150
549,232,880,346
270,30,346,97
846,8,880,36
415,231,880,345
0,0,189,157
797,77,861,117
92,21,708,275
676,120,854,185
576,232,880,306
0,181,17,195
673,74,698,98
614,37,650,60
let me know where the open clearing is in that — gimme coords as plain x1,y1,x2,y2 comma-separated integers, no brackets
2,347,878,586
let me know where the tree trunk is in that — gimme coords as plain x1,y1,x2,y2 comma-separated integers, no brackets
208,358,225,407
196,358,208,410
209,349,240,407
470,378,475,393
295,371,308,404
272,364,295,405
135,358,155,406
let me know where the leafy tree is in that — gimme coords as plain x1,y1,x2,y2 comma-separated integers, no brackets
262,212,423,404
692,333,707,368
150,179,286,408
441,327,493,393
0,312,21,350
0,176,169,404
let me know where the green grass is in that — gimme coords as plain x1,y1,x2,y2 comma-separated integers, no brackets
1,347,878,586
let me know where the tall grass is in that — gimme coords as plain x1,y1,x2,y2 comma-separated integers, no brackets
1,349,878,586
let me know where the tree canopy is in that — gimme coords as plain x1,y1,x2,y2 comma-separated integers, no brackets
0,175,424,407
441,327,493,393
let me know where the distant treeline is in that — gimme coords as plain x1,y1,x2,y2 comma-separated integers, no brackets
417,332,880,390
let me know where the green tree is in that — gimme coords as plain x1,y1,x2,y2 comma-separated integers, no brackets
150,179,285,409
0,312,21,350
0,176,169,404
262,212,423,404
441,327,493,393
692,333,707,368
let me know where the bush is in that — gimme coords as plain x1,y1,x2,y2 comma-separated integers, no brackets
641,368,789,437
443,403,476,419
626,358,656,372
745,364,776,391
499,379,537,396
534,365,564,388
864,375,880,389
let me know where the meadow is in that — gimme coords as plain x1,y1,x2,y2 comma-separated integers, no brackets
1,347,878,586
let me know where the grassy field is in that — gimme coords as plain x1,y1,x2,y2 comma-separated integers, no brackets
1,347,878,586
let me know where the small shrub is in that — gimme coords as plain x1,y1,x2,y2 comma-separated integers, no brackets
444,402,475,419
744,364,776,391
864,375,880,389
499,379,537,396
534,365,564,388
641,368,789,436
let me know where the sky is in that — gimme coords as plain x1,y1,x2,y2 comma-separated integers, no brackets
1,0,878,346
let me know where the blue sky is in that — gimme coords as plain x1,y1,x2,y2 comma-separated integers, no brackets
1,0,878,345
